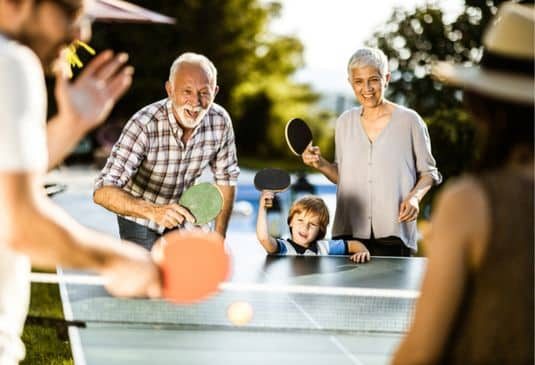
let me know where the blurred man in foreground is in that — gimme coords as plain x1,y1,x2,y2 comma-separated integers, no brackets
0,1,165,363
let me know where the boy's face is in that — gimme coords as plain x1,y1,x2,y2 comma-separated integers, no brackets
289,211,321,247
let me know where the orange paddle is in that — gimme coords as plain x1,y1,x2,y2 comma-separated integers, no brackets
153,230,231,303
30,231,231,304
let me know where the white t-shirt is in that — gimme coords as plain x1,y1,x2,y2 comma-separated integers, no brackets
0,34,48,364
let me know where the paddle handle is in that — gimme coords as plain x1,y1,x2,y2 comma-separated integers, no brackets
262,189,286,209
30,272,106,286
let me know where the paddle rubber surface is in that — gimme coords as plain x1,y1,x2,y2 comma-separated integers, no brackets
179,183,223,225
254,168,291,192
157,230,230,303
285,118,312,156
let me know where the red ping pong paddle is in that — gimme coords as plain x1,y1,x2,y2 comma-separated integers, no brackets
254,168,291,208
285,118,313,156
153,230,231,303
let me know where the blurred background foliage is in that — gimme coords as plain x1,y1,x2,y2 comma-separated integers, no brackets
367,0,517,183
81,0,336,170
59,0,524,179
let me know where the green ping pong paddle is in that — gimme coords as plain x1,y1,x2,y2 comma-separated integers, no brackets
179,182,223,225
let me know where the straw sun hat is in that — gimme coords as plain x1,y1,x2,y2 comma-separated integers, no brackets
86,0,175,24
432,2,534,104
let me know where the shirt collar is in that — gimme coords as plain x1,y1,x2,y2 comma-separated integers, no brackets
286,238,318,254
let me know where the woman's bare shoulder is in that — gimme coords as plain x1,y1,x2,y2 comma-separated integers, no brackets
433,175,490,253
441,175,484,199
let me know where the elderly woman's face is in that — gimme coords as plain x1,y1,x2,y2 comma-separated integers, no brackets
348,66,389,108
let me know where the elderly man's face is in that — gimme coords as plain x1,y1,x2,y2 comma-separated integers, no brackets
349,66,390,109
19,0,89,73
166,62,218,129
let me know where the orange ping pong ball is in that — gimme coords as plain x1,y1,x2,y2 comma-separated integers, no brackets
227,301,254,326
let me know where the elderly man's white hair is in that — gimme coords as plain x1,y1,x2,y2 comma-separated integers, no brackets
169,52,218,87
347,47,389,77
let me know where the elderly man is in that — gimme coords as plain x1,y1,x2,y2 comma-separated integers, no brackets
93,52,240,249
0,0,167,364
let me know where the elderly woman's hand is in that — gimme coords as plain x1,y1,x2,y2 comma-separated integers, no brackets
302,144,322,169
399,196,420,222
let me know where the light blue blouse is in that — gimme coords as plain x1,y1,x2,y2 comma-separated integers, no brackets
333,105,441,250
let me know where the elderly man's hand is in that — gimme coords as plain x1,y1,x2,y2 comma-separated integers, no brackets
149,203,196,229
54,50,134,134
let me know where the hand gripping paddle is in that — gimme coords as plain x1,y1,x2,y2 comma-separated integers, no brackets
179,182,223,225
30,231,231,304
285,118,313,156
254,168,291,208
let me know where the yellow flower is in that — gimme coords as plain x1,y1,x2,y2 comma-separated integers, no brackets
63,40,96,78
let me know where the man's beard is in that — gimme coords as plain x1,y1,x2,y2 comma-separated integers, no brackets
173,103,210,129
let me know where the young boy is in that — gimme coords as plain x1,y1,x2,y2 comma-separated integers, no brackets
256,191,370,262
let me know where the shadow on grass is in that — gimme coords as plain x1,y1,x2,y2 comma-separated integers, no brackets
21,282,73,365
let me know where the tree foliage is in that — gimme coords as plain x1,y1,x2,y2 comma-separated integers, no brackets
86,0,332,165
366,0,513,181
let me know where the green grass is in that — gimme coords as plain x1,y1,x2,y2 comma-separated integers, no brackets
21,282,73,365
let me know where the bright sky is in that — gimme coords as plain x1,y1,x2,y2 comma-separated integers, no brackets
269,0,464,95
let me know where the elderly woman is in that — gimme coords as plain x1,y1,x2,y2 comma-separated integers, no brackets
392,2,533,364
302,47,441,256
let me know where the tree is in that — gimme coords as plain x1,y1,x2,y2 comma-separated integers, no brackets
366,0,513,182
82,0,332,166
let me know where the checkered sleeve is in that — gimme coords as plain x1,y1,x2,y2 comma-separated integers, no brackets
210,111,240,186
94,115,149,190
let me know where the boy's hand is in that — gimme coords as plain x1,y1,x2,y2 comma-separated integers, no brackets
260,190,275,209
350,249,370,263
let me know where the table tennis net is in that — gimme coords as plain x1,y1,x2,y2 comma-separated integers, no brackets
64,283,417,334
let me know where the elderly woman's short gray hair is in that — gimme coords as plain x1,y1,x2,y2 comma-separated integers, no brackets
347,47,389,77
169,52,218,87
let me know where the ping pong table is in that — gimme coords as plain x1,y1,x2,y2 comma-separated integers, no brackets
58,253,426,365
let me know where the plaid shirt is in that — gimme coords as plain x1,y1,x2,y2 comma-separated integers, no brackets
94,98,240,233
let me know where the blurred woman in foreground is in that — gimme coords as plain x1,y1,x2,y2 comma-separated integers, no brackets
392,2,534,364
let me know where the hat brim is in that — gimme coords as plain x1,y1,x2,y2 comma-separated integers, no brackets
86,0,175,24
432,61,534,104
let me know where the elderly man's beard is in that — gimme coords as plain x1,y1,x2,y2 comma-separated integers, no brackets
173,102,210,129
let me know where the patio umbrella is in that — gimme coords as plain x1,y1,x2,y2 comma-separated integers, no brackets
86,0,175,24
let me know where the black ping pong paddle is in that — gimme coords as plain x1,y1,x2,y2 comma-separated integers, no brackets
254,168,291,208
285,118,313,156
